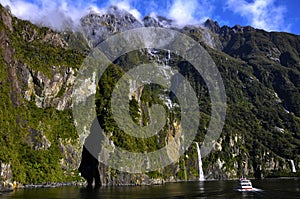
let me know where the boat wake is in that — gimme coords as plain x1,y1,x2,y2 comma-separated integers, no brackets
234,187,263,192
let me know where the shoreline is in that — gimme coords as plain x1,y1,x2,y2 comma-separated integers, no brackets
1,175,299,193
0,181,87,193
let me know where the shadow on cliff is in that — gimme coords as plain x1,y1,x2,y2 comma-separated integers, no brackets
78,118,105,188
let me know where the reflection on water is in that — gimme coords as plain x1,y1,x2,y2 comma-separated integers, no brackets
2,178,299,198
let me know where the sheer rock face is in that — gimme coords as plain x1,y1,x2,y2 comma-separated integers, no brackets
0,162,12,182
26,128,51,150
1,6,13,31
24,66,76,110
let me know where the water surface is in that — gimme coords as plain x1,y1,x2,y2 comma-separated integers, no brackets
1,178,299,198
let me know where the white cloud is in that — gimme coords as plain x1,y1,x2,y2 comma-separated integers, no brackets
1,0,96,30
226,0,288,31
1,0,39,20
168,0,198,26
1,0,218,30
0,0,143,29
108,0,142,20
167,0,215,27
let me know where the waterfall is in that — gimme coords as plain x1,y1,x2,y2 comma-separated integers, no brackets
195,142,205,181
183,158,188,181
165,50,171,65
289,159,296,173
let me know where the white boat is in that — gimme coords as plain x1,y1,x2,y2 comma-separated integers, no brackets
236,161,253,191
237,178,253,191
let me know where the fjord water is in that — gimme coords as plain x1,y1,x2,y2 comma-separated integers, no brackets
2,178,299,198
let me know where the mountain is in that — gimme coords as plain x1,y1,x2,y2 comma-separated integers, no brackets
81,6,143,47
205,21,300,116
0,4,299,188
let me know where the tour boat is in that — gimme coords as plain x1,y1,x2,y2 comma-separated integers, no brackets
237,177,253,191
236,161,253,191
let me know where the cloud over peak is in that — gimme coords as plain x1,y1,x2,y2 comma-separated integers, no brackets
0,0,293,33
109,0,142,20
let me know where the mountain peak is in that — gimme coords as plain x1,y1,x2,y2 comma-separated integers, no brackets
142,14,175,28
143,15,163,27
204,18,220,33
106,5,132,18
80,6,143,47
231,24,256,33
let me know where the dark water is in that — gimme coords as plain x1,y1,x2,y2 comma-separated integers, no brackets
1,178,299,199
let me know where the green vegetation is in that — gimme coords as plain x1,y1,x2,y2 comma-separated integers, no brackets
3,8,85,77
0,5,85,184
202,33,300,176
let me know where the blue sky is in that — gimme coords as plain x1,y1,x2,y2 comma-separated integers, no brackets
1,0,300,35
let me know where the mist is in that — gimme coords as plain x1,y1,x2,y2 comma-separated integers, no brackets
1,0,214,31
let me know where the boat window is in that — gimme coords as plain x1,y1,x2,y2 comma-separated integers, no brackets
241,183,251,186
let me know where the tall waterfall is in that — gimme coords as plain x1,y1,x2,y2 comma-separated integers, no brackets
195,142,205,181
289,159,296,173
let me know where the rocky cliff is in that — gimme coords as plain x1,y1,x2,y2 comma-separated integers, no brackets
0,5,85,185
0,4,299,187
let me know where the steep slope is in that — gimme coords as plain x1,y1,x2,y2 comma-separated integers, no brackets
204,20,300,116
0,5,86,184
202,20,300,178
79,8,300,181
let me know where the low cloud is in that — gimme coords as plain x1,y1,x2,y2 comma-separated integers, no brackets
226,0,288,31
1,0,143,30
1,0,95,30
109,0,142,20
1,0,217,30
168,0,198,26
5,0,289,32
167,0,214,27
